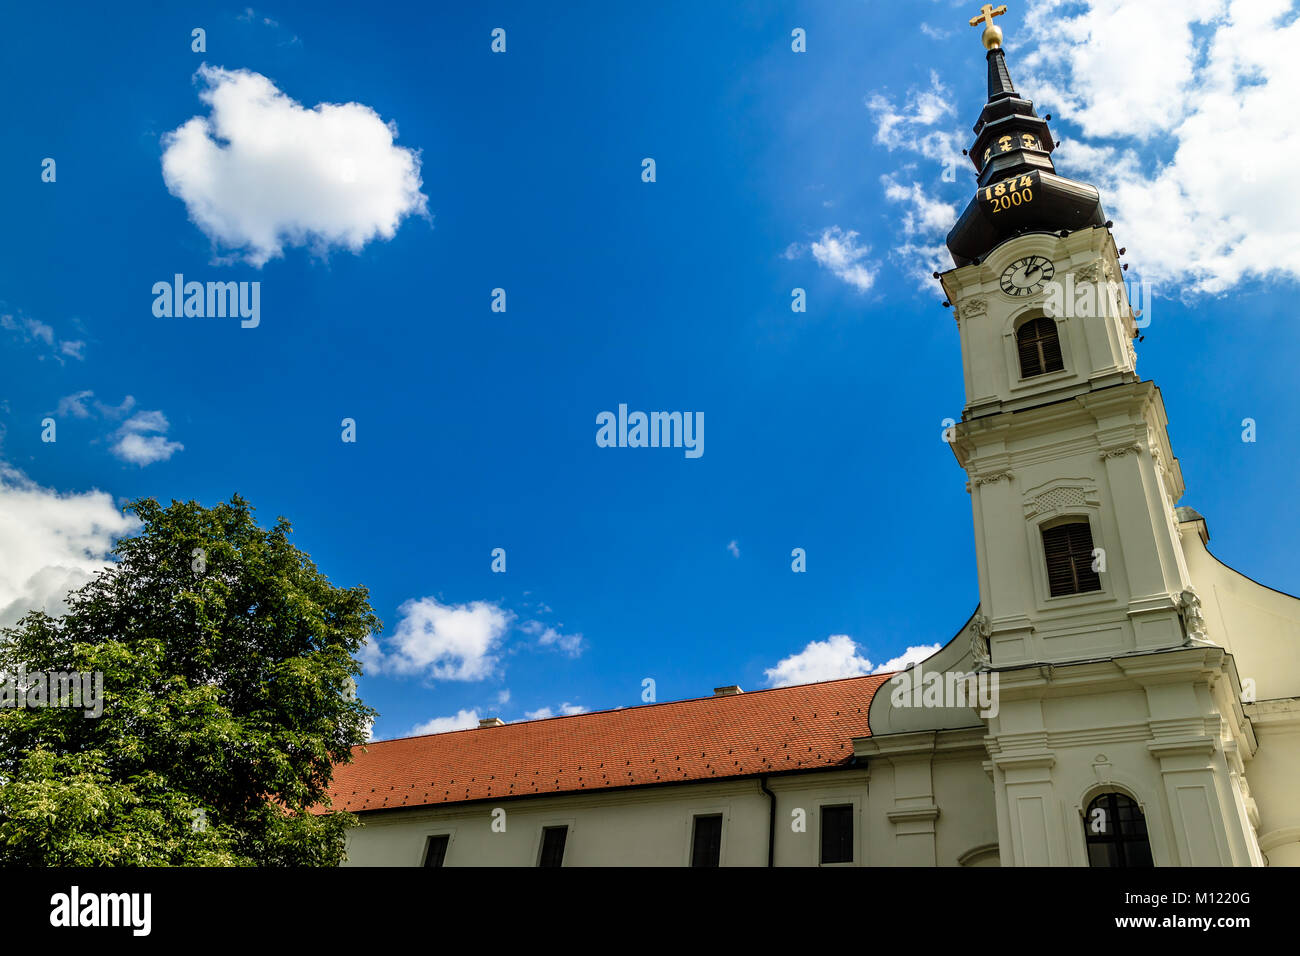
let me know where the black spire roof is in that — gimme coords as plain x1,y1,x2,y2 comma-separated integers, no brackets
946,45,1107,266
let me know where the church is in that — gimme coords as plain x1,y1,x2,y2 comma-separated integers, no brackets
323,8,1300,867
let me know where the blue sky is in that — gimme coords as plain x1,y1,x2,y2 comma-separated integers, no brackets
2,0,1297,740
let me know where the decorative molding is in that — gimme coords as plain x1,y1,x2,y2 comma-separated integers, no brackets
956,842,1000,866
1150,445,1167,476
1101,257,1120,287
958,298,987,321
1021,478,1100,520
1258,826,1300,854
1091,753,1114,784
1075,262,1101,283
973,471,1014,486
886,805,941,824
1099,443,1143,460
1146,736,1217,760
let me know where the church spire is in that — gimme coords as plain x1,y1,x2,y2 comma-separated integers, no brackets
986,47,1016,100
945,5,1107,267
970,4,1017,100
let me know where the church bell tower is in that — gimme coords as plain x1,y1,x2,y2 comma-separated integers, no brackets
940,6,1188,667
936,5,1263,867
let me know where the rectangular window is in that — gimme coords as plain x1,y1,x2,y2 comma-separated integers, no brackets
820,805,854,864
423,834,449,868
538,826,568,868
690,814,723,867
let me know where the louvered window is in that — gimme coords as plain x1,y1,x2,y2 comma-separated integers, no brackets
1041,521,1102,596
1017,317,1064,377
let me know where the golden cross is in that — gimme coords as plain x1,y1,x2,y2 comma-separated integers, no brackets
968,3,1007,29
968,4,1008,49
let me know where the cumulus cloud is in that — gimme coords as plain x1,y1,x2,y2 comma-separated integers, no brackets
369,596,512,680
161,65,428,266
811,227,876,292
0,465,139,626
764,635,874,687
111,410,184,466
764,635,941,688
1017,0,1300,293
726,540,740,558
871,644,943,673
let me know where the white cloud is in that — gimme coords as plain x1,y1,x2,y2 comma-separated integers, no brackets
727,540,740,558
871,644,942,674
161,65,427,266
1,312,85,363
520,618,585,657
880,175,960,290
96,395,136,419
866,71,963,169
524,702,587,721
496,688,511,705
409,709,480,736
811,227,876,292
861,73,967,294
111,409,183,466
883,177,957,238
0,465,139,626
50,392,178,466
764,635,943,687
56,390,96,419
1018,0,1300,293
371,597,512,680
764,635,874,687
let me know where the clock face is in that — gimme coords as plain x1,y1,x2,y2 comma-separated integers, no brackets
1000,256,1055,297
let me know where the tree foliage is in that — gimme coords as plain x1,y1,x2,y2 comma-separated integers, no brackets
0,495,377,865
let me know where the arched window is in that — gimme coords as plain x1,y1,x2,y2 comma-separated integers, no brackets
1085,792,1153,867
1041,520,1102,596
1017,316,1064,377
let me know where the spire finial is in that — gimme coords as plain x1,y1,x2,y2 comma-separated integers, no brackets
968,3,1008,50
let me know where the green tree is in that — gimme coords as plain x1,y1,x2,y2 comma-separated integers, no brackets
0,495,378,865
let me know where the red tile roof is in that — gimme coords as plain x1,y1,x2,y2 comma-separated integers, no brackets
320,674,891,814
